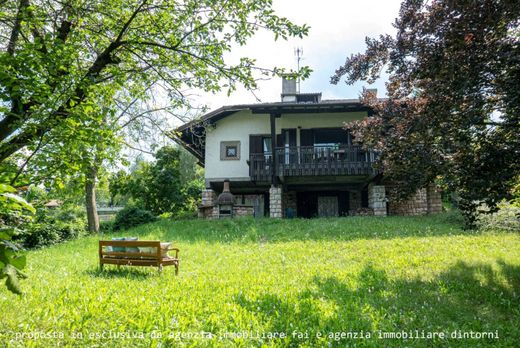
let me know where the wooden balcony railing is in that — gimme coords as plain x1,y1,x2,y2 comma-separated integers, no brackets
249,145,377,181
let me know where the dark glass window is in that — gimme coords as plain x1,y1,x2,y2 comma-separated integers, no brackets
314,128,350,146
226,146,237,158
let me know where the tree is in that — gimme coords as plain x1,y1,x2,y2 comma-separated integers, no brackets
109,146,203,216
331,0,520,227
0,184,34,294
1,0,310,231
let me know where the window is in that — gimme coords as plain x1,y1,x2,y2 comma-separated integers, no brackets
262,137,272,156
226,146,237,158
220,141,240,160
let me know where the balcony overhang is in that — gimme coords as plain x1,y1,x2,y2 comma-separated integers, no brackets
173,99,380,165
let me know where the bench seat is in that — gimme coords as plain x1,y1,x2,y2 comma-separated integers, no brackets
99,240,179,274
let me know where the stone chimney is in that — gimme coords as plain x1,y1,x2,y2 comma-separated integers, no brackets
281,76,297,102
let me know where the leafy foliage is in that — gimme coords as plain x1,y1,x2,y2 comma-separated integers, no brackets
113,206,156,230
332,0,520,227
477,202,520,232
0,184,34,294
16,208,87,249
110,146,203,216
0,0,310,163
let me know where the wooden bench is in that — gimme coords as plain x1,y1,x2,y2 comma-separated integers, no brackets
99,240,179,274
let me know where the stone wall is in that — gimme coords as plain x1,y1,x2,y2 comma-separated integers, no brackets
269,186,283,218
198,205,219,219
233,205,254,217
282,191,297,217
201,189,216,206
368,184,387,216
349,207,374,216
427,185,443,214
387,185,442,216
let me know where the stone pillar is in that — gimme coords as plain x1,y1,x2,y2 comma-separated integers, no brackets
368,184,387,216
269,185,283,218
427,185,442,214
201,189,216,206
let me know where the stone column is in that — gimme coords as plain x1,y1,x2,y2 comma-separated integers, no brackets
201,189,216,206
368,183,387,216
427,185,443,214
269,185,283,218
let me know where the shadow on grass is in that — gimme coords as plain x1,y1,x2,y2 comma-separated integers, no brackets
234,261,520,346
85,267,157,280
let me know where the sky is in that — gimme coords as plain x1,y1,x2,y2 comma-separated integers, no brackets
192,0,403,113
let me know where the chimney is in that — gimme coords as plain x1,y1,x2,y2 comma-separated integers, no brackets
281,76,297,102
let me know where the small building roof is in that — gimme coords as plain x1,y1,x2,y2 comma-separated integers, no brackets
44,199,62,208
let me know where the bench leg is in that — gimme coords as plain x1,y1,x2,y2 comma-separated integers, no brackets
175,262,179,276
158,264,163,274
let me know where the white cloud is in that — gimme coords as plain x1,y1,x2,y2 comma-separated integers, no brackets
185,0,402,120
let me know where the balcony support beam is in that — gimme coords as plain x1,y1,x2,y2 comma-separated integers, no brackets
270,113,280,185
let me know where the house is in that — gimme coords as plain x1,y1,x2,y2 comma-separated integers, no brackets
174,78,442,218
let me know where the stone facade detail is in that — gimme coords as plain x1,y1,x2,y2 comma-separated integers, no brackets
201,189,216,206
269,186,283,218
198,205,219,219
233,205,254,217
368,184,387,216
282,191,297,217
388,188,428,215
387,185,442,216
198,205,254,219
427,185,443,214
349,207,374,216
198,188,254,219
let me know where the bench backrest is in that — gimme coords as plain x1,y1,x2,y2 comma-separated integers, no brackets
99,240,162,259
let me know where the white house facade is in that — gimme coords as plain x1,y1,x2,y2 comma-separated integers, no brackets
175,78,442,219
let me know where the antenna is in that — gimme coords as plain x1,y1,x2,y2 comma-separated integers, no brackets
294,47,303,93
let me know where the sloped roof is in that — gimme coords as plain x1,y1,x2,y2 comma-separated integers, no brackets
173,98,373,164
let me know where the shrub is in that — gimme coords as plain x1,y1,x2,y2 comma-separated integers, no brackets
113,206,156,230
14,203,87,249
99,220,114,233
19,220,86,249
477,203,520,232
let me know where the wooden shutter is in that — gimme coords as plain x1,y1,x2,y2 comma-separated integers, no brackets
249,135,262,154
287,129,296,146
276,134,283,148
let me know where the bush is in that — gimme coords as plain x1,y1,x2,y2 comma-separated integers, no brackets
19,220,86,249
99,220,114,233
477,203,520,232
113,206,156,230
14,203,87,249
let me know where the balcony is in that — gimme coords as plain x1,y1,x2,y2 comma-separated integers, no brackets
249,145,377,182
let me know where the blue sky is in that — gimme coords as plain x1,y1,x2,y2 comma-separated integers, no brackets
194,0,403,111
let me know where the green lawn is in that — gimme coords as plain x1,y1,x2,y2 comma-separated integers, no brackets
1,214,519,347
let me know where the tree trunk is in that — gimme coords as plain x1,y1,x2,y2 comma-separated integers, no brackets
85,164,100,233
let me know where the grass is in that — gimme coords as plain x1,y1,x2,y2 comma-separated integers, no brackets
1,213,519,347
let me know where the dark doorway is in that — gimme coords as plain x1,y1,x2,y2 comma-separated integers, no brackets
297,191,350,218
